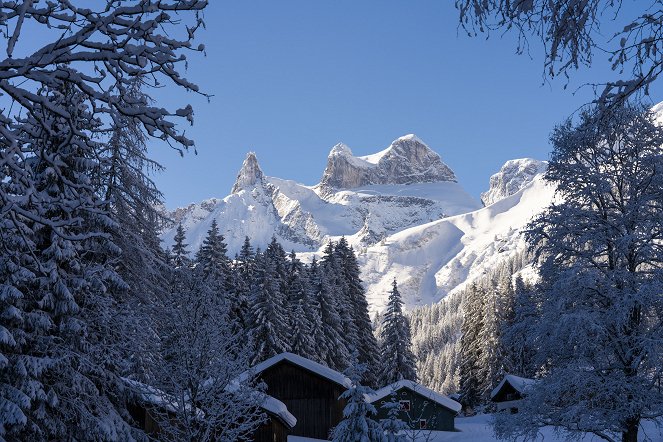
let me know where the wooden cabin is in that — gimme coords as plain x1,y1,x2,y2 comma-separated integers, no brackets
366,380,461,431
243,352,351,440
490,374,536,413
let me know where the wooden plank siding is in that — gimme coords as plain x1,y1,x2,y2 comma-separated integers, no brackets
259,360,348,440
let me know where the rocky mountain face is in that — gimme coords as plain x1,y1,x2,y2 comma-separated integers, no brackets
319,135,457,190
161,135,480,257
480,158,547,206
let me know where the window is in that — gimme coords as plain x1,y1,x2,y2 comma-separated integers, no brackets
419,419,427,429
399,400,411,411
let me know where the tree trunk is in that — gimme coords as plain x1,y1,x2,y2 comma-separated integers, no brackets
622,416,638,442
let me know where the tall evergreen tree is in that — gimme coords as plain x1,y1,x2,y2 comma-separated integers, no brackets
379,280,417,385
0,83,134,439
172,224,190,268
459,282,484,409
335,238,381,387
196,219,231,286
286,252,315,359
309,257,349,371
249,251,290,364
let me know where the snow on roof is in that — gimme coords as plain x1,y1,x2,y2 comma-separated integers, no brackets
261,394,297,428
241,352,352,389
490,374,537,400
365,380,462,413
123,378,196,415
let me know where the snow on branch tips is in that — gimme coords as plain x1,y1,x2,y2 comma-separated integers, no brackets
455,0,663,109
0,0,208,152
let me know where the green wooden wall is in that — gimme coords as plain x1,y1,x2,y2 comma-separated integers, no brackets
370,386,457,432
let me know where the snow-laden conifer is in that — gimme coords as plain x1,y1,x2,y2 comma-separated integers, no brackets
330,356,384,442
172,224,190,268
335,238,381,387
379,280,417,385
497,103,663,442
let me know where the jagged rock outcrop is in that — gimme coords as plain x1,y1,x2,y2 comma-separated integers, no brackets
231,152,264,194
320,135,457,190
480,158,547,206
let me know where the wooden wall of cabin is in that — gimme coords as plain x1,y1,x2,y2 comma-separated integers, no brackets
371,388,457,432
252,416,290,442
260,361,347,440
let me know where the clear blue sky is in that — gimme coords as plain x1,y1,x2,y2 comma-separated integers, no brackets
148,0,662,209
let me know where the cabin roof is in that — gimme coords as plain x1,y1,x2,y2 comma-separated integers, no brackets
124,377,295,427
260,395,297,428
241,352,352,389
490,374,537,400
365,379,461,413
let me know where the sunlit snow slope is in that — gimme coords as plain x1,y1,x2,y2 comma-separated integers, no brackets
359,159,553,311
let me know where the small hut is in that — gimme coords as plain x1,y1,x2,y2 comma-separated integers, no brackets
366,380,461,431
240,352,351,440
490,374,536,413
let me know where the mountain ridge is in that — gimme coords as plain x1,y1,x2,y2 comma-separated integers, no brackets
161,135,548,312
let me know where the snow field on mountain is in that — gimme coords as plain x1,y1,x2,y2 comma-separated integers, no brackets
359,175,555,312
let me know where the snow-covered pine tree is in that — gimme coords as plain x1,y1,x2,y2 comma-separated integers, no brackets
196,219,231,287
249,250,291,364
100,78,171,381
458,282,484,409
379,280,417,385
172,224,190,268
232,236,256,331
379,393,408,442
309,257,349,371
101,77,169,305
330,356,384,442
321,241,355,353
500,276,539,378
497,103,663,442
286,252,316,359
0,83,134,439
335,238,381,387
0,3,207,438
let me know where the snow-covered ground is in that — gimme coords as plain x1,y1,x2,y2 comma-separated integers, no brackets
287,414,663,441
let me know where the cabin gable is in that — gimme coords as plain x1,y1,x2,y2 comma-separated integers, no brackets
258,359,347,440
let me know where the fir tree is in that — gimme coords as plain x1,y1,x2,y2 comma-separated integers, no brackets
172,224,190,268
195,219,231,286
249,251,290,364
379,280,417,385
330,356,384,442
286,252,315,359
309,258,349,371
0,83,133,439
459,282,484,409
335,238,381,387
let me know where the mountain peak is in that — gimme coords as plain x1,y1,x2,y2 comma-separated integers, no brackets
231,151,265,194
394,133,424,144
481,158,547,206
329,143,353,157
320,135,456,189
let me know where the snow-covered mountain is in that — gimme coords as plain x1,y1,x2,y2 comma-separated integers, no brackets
162,135,481,256
162,135,553,312
360,169,554,311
